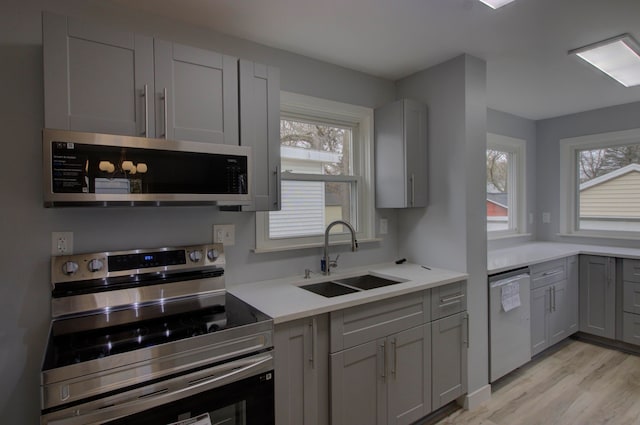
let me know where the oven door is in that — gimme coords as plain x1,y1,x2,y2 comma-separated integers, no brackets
41,353,274,425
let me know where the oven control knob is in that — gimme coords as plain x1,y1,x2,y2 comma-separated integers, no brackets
62,261,79,276
88,259,104,272
207,249,219,261
189,250,203,263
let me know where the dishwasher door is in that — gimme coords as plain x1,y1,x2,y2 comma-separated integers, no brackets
489,268,531,383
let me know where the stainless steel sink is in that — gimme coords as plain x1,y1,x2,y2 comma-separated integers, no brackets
300,274,406,297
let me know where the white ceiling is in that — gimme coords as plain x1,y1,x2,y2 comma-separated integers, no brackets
108,0,640,120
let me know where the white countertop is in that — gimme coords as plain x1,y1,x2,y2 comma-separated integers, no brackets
228,263,467,324
488,241,640,274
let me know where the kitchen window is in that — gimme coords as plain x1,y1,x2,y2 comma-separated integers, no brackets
486,134,526,237
255,92,374,252
560,128,640,238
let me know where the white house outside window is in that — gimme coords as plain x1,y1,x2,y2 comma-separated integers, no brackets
486,134,526,236
255,92,374,252
560,128,640,238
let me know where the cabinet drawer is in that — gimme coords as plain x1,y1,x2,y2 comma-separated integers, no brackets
431,281,467,321
530,259,566,290
622,312,640,346
623,259,640,283
330,291,430,352
623,281,640,314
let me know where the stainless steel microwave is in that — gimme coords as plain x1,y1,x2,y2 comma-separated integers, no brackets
43,129,252,207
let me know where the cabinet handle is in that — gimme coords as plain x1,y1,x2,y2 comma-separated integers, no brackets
410,174,415,207
380,341,387,382
308,318,317,370
463,314,470,348
541,269,563,278
440,293,465,305
162,88,168,139
391,338,397,378
273,166,280,208
552,286,556,312
141,84,149,136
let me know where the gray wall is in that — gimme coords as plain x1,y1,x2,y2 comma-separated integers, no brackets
536,101,640,245
487,109,537,250
395,55,489,396
0,1,398,421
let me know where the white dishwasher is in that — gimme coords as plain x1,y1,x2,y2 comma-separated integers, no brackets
489,268,531,382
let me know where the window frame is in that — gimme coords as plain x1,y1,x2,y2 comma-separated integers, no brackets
560,127,640,239
486,133,527,238
255,91,375,252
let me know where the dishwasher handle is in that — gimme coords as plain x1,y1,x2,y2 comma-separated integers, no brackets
490,274,530,288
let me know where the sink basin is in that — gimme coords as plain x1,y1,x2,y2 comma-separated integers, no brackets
300,273,406,297
300,281,359,298
331,274,406,290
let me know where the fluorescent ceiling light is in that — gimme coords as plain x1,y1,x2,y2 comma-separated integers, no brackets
570,34,640,87
478,0,516,9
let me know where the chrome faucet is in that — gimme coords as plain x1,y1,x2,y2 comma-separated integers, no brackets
322,220,358,275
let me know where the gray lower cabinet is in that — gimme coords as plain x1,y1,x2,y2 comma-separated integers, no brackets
43,12,154,137
330,324,431,425
530,257,579,356
431,312,468,410
274,315,329,425
622,259,640,345
579,255,616,338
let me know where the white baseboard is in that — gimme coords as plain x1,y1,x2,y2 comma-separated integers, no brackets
457,384,492,411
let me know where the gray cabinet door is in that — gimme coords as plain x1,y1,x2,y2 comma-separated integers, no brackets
622,312,640,345
387,324,431,425
530,286,549,356
431,312,468,410
548,281,569,346
154,40,238,144
275,316,329,425
331,339,386,425
238,60,281,211
43,12,154,137
374,99,428,208
579,255,616,338
566,256,579,334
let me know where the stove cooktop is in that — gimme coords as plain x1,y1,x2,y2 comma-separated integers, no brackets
42,293,269,371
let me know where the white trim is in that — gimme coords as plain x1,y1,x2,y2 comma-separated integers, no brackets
459,384,492,411
255,91,375,252
487,133,527,239
560,127,640,238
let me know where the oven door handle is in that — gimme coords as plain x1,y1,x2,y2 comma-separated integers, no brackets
44,354,273,425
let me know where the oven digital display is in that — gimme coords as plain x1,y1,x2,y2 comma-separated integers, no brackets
108,250,187,272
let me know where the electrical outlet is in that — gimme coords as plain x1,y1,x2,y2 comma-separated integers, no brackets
213,224,235,246
379,218,388,235
529,213,534,225
542,212,551,224
52,232,73,256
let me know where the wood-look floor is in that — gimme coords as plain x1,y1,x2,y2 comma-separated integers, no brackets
434,339,640,425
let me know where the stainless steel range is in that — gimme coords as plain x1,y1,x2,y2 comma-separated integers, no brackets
40,243,274,425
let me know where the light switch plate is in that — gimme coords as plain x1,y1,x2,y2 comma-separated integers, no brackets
213,224,235,246
379,218,388,235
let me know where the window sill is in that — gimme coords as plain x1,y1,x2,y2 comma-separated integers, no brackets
253,237,383,254
557,232,640,241
487,233,532,241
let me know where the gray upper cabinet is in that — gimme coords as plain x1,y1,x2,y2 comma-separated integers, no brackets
44,12,240,145
237,60,281,211
43,12,154,137
374,99,428,208
274,315,329,425
579,255,616,339
154,40,238,144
